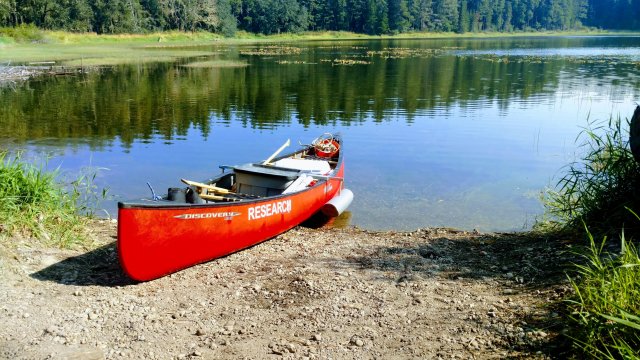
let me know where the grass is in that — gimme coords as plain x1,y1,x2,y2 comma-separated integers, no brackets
0,43,219,66
0,151,104,248
541,115,640,239
0,24,43,43
566,225,640,358
45,30,224,44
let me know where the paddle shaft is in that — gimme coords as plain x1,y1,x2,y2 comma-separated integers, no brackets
263,139,291,165
181,178,231,194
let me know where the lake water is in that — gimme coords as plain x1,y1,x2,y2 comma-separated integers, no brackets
2,36,640,231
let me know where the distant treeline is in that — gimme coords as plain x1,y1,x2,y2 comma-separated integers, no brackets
0,0,637,36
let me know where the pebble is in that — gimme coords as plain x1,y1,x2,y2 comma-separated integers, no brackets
224,321,235,332
312,334,322,341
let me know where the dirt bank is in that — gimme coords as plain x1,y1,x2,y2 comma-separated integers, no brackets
0,222,574,359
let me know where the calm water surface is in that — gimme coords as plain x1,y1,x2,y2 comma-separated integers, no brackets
2,36,640,231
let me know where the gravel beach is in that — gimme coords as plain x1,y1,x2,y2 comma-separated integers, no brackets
0,221,574,359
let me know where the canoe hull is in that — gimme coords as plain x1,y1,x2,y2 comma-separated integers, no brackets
117,164,344,281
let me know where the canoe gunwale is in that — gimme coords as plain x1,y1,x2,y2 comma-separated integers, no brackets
117,136,344,210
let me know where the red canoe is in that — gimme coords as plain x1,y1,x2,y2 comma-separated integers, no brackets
117,134,353,281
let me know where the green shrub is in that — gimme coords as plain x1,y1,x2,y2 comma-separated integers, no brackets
0,24,44,43
567,225,640,359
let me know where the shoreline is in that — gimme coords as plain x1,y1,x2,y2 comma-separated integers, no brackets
0,29,634,65
0,29,635,84
0,219,573,359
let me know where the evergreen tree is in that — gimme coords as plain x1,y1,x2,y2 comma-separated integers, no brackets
408,0,433,31
389,0,411,33
140,0,166,30
0,0,15,26
377,0,390,33
240,0,308,34
477,0,492,30
55,0,93,31
458,0,469,33
346,0,369,33
217,0,237,36
299,0,319,30
433,0,457,31
503,2,512,31
364,0,378,34
91,0,145,33
334,0,348,30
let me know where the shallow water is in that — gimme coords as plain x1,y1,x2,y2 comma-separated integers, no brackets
2,36,640,231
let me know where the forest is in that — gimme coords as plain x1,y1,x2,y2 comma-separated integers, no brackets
0,0,638,36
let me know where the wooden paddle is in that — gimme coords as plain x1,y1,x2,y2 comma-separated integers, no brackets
262,139,291,165
199,193,239,202
181,178,231,194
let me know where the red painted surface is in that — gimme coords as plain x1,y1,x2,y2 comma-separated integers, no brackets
118,163,344,281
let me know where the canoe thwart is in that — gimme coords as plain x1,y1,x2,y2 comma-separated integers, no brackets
181,178,232,194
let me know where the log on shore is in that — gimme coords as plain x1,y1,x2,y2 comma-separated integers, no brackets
0,65,89,83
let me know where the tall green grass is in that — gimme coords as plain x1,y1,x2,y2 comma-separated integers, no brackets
0,24,44,43
542,113,640,358
0,151,100,248
542,115,640,239
566,225,640,358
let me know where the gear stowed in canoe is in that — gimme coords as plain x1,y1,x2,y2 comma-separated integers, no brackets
117,133,353,281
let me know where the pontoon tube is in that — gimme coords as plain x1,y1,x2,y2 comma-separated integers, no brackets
321,188,353,217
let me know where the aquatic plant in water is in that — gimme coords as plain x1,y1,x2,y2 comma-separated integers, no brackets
240,46,303,56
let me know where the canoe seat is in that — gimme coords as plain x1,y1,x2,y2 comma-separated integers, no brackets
233,163,300,197
233,158,331,197
273,158,331,174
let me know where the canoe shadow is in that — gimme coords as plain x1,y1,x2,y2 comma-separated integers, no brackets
30,242,135,287
301,211,352,229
